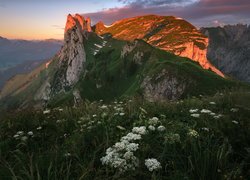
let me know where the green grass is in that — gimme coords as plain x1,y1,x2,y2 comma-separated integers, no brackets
0,90,250,179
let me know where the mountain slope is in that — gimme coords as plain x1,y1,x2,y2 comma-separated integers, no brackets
0,37,62,88
201,25,250,82
93,15,223,77
0,14,241,110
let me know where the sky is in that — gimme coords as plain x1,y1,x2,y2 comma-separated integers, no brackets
0,0,249,40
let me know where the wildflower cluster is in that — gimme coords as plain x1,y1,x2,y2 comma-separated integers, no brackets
145,158,162,171
189,108,223,119
101,126,147,172
13,130,34,141
147,117,166,132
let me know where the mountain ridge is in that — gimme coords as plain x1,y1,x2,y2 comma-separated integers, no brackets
1,14,240,110
93,14,224,77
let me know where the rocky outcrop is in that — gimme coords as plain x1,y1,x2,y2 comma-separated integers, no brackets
94,15,224,77
201,24,250,82
36,14,90,100
58,14,89,87
141,69,191,102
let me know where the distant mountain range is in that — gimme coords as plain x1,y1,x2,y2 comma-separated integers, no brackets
0,36,62,88
1,14,242,110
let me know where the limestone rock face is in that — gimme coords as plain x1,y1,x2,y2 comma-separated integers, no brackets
141,69,191,102
201,25,250,82
36,14,89,100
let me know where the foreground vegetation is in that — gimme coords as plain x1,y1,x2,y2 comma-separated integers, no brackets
0,90,250,179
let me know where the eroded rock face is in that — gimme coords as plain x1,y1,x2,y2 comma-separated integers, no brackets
141,69,191,102
201,25,250,82
36,14,89,101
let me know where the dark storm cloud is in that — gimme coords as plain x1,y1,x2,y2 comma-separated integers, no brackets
82,0,250,27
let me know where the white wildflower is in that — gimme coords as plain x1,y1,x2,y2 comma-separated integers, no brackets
100,105,108,109
114,142,127,151
187,129,199,138
119,112,125,116
201,109,212,113
121,133,141,142
132,126,147,135
214,114,223,119
209,102,216,105
149,117,159,125
92,114,97,118
37,126,42,130
126,143,139,152
189,109,199,113
157,125,166,132
64,153,71,157
191,113,200,118
27,131,33,136
123,151,134,160
232,120,239,124
210,112,216,116
201,127,209,132
145,158,162,172
13,134,19,138
148,125,156,131
56,120,61,123
17,131,24,136
43,109,50,114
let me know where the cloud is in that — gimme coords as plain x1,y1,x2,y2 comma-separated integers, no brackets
82,0,250,27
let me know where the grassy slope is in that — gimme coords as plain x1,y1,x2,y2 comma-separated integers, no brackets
48,33,241,107
0,90,249,179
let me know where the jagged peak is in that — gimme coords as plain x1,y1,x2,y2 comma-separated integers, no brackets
65,14,92,33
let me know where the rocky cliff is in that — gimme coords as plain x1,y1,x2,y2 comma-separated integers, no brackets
35,14,90,100
94,15,224,77
201,24,250,82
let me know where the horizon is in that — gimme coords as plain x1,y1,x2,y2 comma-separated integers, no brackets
1,0,250,40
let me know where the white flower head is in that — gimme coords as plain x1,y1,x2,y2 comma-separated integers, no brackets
148,125,156,131
27,131,33,136
119,112,125,116
157,125,166,132
209,102,216,105
43,109,50,114
191,113,200,118
121,133,141,142
201,109,212,114
232,120,239,124
187,129,199,138
189,109,199,113
145,158,162,172
132,126,147,135
125,143,139,152
149,117,159,125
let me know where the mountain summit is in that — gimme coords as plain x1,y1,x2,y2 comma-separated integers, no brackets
94,15,224,77
1,14,234,109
